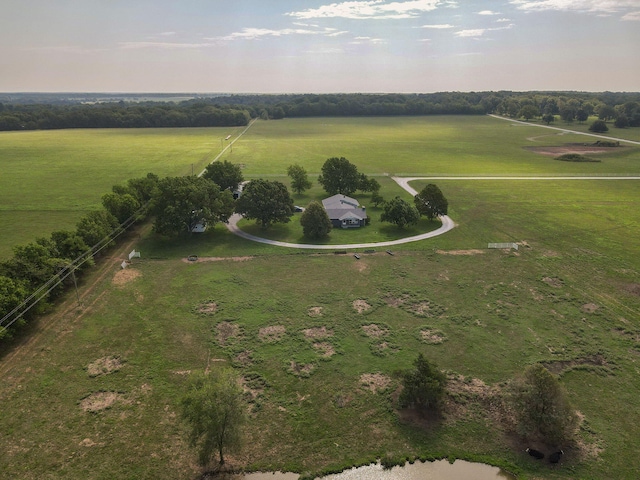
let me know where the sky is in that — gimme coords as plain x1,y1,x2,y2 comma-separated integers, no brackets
1,0,639,93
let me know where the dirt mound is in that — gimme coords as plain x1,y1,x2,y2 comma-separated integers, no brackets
307,306,324,317
259,325,286,342
360,373,391,393
112,268,141,286
313,342,335,357
542,276,564,288
420,329,445,344
581,303,599,313
197,301,218,314
542,354,609,375
216,322,240,346
289,361,315,377
362,324,388,338
303,326,333,339
80,391,123,412
86,356,124,377
353,299,371,313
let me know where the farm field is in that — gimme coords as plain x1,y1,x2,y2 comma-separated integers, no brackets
1,116,640,479
0,126,242,257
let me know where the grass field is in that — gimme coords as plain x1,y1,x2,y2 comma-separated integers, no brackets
0,126,242,257
1,116,640,479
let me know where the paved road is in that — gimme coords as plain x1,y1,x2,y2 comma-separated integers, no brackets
488,114,640,146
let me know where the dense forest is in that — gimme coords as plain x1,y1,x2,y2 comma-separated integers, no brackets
1,91,639,131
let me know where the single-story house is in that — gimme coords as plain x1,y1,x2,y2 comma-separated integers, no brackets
322,194,368,228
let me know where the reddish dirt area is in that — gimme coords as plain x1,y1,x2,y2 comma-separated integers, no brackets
525,144,621,157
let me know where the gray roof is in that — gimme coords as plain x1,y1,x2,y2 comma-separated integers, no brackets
322,194,367,221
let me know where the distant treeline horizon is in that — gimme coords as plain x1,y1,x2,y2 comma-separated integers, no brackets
1,91,639,131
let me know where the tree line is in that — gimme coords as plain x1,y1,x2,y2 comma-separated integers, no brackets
2,91,639,131
0,102,250,131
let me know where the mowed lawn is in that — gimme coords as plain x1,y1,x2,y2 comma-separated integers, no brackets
0,127,242,257
1,117,640,479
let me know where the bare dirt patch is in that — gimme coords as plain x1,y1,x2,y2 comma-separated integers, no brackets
542,354,609,375
420,329,445,344
112,268,141,286
197,301,218,315
360,373,391,394
352,299,372,313
436,249,485,256
525,144,620,157
362,324,388,338
409,301,436,317
289,361,315,376
542,276,564,288
303,326,333,339
86,355,124,377
313,342,335,357
258,325,286,342
352,261,368,272
80,391,123,412
581,303,599,313
307,306,324,317
234,350,253,367
383,294,410,307
215,322,240,346
623,283,640,297
182,256,254,263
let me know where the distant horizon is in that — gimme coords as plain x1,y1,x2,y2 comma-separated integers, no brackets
2,1,638,93
3,89,640,95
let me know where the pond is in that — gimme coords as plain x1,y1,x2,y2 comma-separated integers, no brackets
231,459,515,480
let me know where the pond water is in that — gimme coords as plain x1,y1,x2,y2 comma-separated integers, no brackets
234,460,515,480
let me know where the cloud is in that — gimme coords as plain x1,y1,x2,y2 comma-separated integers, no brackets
477,10,500,15
286,0,442,20
455,28,487,37
621,10,640,20
455,24,514,38
496,17,512,22
217,26,347,41
510,0,640,14
350,36,386,44
419,23,455,28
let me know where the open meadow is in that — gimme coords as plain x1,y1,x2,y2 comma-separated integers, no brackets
1,116,640,479
0,126,243,257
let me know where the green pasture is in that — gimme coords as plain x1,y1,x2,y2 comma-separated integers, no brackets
0,127,240,257
1,116,640,479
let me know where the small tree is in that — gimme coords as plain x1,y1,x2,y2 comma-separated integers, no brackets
287,164,312,194
381,197,420,228
235,179,294,229
414,184,448,221
370,191,385,208
542,113,555,125
300,201,332,239
318,157,360,196
399,353,447,413
203,160,244,192
589,119,608,133
519,105,539,121
510,364,578,446
181,369,246,467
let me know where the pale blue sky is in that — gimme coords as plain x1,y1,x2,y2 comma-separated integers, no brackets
1,0,639,92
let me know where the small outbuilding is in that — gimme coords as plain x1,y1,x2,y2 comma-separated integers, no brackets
322,194,368,228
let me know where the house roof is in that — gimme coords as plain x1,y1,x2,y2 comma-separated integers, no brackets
322,194,367,222
322,194,360,209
